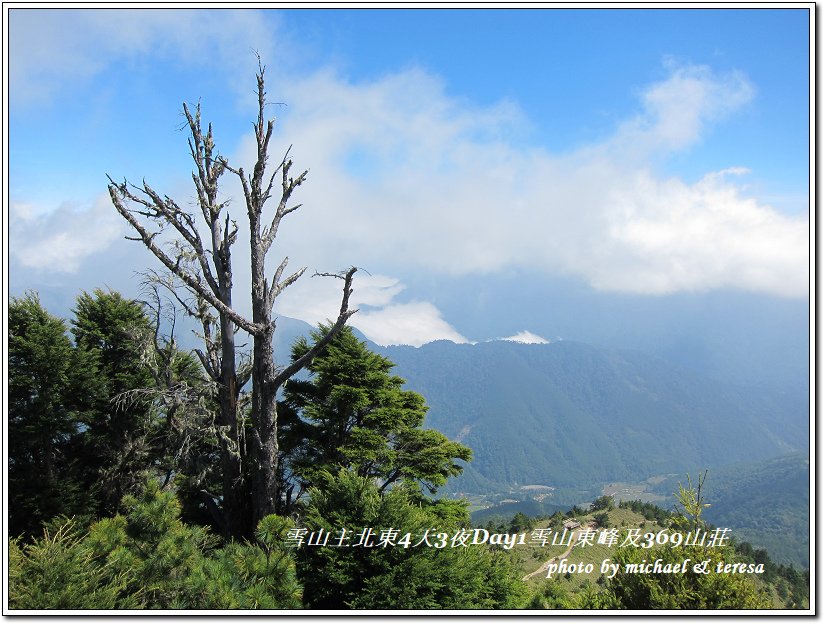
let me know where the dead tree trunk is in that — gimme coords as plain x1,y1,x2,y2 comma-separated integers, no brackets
108,62,356,538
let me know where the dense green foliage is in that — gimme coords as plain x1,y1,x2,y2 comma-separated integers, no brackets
7,292,809,611
70,290,159,516
8,293,94,537
9,517,133,610
526,579,577,609
618,499,672,525
732,541,809,608
10,479,301,609
9,290,212,538
278,326,471,512
8,289,172,534
590,495,615,511
7,294,521,610
295,469,527,609
590,543,771,609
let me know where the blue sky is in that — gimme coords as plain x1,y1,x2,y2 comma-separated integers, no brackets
7,7,811,359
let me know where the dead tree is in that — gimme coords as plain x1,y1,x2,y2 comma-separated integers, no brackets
108,63,356,539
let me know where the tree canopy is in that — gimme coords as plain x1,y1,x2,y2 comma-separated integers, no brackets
278,325,472,512
9,293,91,537
296,469,527,609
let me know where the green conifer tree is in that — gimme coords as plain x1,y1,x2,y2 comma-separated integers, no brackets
9,479,302,610
296,469,527,609
8,293,94,537
71,289,158,515
279,325,471,511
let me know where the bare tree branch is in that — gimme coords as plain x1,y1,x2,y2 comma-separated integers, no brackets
108,61,357,536
108,181,261,337
273,266,358,388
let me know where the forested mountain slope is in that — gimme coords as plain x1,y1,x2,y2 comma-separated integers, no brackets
702,453,810,568
375,339,807,493
274,318,809,568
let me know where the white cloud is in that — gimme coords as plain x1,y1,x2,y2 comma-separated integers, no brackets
588,168,809,296
9,18,809,352
273,273,402,323
257,60,807,299
10,195,125,272
353,302,469,347
273,273,467,346
609,61,755,156
9,9,282,107
498,331,550,345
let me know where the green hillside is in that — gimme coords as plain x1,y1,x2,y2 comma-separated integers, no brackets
495,502,809,609
636,454,811,568
703,454,810,568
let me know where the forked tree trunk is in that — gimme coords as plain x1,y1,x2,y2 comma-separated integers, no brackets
109,61,357,539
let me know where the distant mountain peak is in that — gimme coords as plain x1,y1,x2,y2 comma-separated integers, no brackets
496,330,551,345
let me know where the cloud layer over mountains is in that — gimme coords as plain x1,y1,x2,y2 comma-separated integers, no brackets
9,10,809,347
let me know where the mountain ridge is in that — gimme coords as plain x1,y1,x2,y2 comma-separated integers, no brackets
373,337,807,492
272,315,809,567
272,316,807,493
